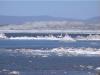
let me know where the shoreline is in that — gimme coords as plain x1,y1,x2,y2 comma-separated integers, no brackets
0,30,100,34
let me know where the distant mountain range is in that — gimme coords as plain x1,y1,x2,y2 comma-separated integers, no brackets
0,15,100,25
85,16,100,24
0,15,67,25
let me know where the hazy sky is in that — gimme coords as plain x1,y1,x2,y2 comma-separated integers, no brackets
0,0,100,19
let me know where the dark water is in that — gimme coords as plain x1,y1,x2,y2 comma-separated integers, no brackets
0,33,100,75
0,51,100,75
0,40,100,49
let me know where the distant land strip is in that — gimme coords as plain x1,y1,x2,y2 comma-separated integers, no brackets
0,30,100,34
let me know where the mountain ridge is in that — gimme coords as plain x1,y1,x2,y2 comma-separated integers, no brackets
0,15,90,25
0,15,100,25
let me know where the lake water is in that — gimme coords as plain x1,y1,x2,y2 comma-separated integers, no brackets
0,33,100,75
0,40,100,49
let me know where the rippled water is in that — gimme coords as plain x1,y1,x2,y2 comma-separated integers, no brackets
0,50,99,75
0,33,100,75
0,40,100,49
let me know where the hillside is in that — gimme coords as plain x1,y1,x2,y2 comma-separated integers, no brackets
0,16,100,30
0,15,68,25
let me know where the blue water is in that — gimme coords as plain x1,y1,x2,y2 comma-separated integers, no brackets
0,33,100,75
0,40,100,49
0,51,100,75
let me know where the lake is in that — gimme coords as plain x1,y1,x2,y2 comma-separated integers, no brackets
0,33,100,75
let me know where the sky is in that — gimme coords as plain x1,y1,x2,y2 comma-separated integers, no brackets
0,0,100,20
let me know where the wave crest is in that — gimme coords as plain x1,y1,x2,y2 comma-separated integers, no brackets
1,48,100,57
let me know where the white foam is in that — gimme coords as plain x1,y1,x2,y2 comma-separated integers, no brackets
0,33,100,41
8,71,20,75
3,48,100,57
7,34,100,41
0,33,7,39
76,35,100,40
9,35,76,41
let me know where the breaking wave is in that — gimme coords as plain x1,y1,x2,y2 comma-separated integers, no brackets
0,33,100,41
0,33,75,41
1,47,100,57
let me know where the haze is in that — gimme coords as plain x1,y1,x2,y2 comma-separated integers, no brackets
0,0,100,20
